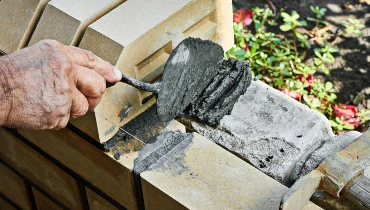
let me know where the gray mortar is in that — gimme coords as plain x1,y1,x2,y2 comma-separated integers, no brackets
192,80,335,185
133,131,193,174
186,58,252,126
157,37,224,122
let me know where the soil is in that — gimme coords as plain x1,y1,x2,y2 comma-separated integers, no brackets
233,0,370,110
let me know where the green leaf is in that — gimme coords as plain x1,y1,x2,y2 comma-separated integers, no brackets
234,49,245,56
280,24,292,31
273,72,280,77
281,12,291,20
329,120,339,127
325,82,333,90
311,98,321,108
291,13,300,21
307,17,317,22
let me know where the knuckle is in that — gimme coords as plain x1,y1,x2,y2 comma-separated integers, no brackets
82,50,97,67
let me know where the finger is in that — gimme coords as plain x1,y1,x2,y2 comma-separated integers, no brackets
63,45,122,83
53,116,70,130
86,97,102,111
70,88,89,118
73,64,106,98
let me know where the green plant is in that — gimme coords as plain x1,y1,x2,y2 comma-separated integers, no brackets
227,6,366,132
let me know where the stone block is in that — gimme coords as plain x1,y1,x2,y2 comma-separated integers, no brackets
86,187,117,210
193,80,335,185
0,163,32,210
0,0,50,53
0,197,17,210
0,128,84,210
28,0,124,46
137,132,321,209
32,187,63,210
79,0,233,142
18,128,138,210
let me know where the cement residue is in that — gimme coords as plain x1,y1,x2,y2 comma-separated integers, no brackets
103,105,169,157
157,37,224,122
294,131,361,181
133,131,193,174
187,58,252,126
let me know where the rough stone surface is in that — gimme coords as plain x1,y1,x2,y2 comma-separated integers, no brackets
85,187,117,210
79,0,229,143
192,80,334,185
18,128,138,210
0,128,84,210
32,188,63,210
0,163,32,210
139,132,321,209
0,0,50,53
157,38,224,121
28,0,121,46
186,58,252,125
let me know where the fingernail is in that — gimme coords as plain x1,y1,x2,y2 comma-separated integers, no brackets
114,67,122,80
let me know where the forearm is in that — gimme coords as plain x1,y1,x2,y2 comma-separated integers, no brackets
0,56,13,127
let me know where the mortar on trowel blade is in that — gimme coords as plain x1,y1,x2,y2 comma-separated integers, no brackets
110,37,252,126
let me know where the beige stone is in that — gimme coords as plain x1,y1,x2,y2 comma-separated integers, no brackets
0,0,50,53
32,188,63,210
28,0,124,46
0,128,84,210
86,187,117,210
0,163,32,210
140,133,321,210
79,0,233,142
0,197,17,210
18,128,138,210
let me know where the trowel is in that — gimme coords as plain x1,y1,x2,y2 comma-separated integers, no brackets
109,37,252,125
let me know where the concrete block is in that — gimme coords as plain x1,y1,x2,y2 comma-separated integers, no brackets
32,187,63,210
0,128,84,210
0,197,17,210
137,132,321,210
18,128,138,210
193,80,335,185
28,0,124,46
86,187,117,210
79,0,232,142
0,163,32,210
0,0,50,53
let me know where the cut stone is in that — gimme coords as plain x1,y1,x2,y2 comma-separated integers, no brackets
32,188,64,210
0,163,32,210
28,0,124,46
0,197,17,210
192,80,335,185
86,187,117,210
18,127,138,210
0,0,50,53
138,132,321,209
78,0,233,142
0,128,84,210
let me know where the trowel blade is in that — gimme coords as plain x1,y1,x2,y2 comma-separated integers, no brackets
157,38,224,121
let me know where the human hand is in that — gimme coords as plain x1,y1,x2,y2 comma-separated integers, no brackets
0,40,122,130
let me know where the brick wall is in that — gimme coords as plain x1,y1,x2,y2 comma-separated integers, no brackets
0,1,323,209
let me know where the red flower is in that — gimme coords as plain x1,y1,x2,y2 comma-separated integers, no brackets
233,8,253,27
281,88,300,100
299,74,314,91
332,104,357,118
344,117,361,129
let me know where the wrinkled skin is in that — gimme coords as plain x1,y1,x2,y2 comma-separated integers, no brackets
0,40,121,130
